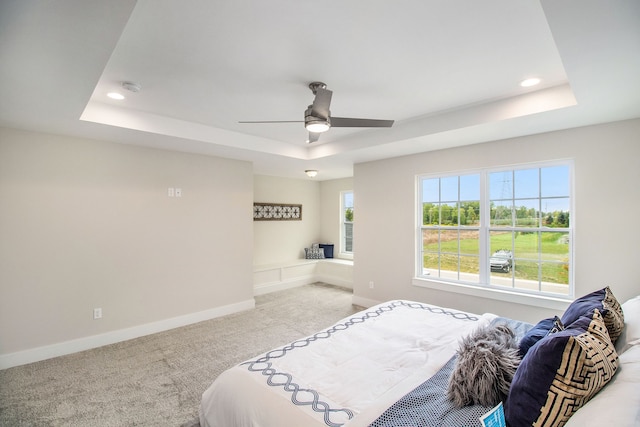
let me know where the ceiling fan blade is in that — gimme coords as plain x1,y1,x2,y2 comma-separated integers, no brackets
238,120,302,123
330,117,394,128
308,132,321,143
310,87,333,119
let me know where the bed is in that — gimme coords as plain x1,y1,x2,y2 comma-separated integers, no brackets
200,289,640,427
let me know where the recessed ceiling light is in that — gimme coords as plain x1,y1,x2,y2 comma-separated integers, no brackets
520,78,541,87
107,92,125,100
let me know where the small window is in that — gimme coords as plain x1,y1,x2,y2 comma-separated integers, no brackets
418,162,572,298
341,191,354,254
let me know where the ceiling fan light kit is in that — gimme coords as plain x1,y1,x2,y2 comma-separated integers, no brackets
240,81,394,143
305,118,330,133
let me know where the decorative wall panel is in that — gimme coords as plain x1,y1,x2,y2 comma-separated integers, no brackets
253,203,302,221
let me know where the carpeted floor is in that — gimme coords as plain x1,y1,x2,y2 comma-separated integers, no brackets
0,283,362,426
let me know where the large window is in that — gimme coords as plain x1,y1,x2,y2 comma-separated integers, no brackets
418,163,572,298
341,191,354,255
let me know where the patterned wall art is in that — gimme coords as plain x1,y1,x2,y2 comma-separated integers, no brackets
253,203,302,221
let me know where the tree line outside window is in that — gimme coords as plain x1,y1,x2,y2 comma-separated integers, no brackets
422,201,569,228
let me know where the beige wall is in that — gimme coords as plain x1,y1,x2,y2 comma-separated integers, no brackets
251,176,354,265
0,127,254,358
252,176,354,293
7,118,637,363
354,119,640,323
253,175,321,266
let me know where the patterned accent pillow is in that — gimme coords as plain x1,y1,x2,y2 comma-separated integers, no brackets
505,309,619,427
561,286,625,343
548,316,565,334
518,316,565,358
564,344,640,426
304,247,325,259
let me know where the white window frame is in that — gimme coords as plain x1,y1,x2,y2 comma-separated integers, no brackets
413,161,574,309
340,191,354,259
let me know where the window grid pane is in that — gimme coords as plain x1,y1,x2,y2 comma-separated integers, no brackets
419,164,572,297
420,174,480,284
341,191,354,254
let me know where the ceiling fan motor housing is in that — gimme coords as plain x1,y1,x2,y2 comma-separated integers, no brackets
305,105,331,131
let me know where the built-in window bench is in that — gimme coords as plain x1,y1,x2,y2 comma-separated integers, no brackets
253,259,353,295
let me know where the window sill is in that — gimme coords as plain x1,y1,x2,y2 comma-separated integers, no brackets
319,258,353,266
411,277,571,311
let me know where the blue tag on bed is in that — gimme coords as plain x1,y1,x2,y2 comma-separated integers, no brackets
479,402,506,427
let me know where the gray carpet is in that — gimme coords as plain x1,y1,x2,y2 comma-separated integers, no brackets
0,283,362,426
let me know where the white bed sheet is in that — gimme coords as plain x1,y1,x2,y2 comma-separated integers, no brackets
199,300,496,427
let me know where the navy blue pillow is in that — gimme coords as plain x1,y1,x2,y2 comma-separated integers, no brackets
561,286,624,342
318,244,334,258
505,309,619,427
518,316,564,358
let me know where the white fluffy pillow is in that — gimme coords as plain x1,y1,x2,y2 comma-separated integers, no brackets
616,296,640,354
565,343,640,426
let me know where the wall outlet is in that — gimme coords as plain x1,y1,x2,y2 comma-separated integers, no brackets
369,281,374,289
93,308,102,319
175,188,182,197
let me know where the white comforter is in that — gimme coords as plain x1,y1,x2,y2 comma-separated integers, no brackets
199,300,496,427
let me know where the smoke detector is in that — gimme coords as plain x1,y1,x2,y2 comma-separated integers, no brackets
121,82,141,93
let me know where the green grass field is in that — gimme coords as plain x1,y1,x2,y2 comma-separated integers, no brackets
423,230,569,284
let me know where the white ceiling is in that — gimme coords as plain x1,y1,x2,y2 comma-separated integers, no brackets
1,0,639,180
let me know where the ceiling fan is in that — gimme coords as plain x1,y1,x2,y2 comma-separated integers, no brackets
239,82,394,143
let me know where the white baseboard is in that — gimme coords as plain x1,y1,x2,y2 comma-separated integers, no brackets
351,295,382,308
0,298,255,370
